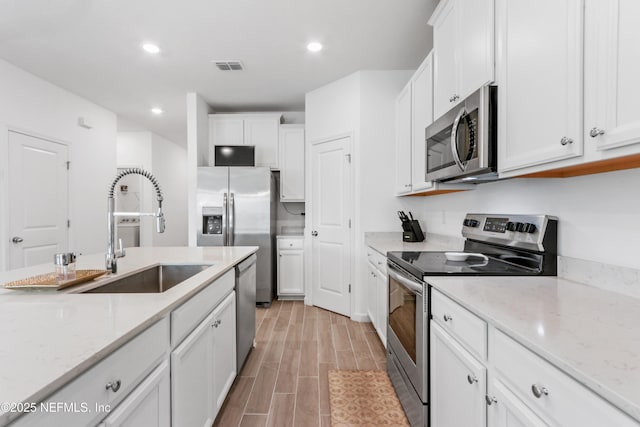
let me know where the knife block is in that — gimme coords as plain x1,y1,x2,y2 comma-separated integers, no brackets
402,220,425,242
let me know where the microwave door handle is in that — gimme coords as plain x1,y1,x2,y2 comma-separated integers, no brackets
450,107,467,171
388,269,423,295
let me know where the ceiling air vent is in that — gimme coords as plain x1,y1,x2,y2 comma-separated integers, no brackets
214,60,244,71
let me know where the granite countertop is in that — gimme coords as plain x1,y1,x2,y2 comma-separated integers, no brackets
0,246,257,426
428,275,640,423
364,231,465,255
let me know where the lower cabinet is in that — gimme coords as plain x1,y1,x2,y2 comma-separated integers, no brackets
430,322,487,427
486,377,547,427
171,291,236,427
98,360,170,427
277,236,305,297
365,246,388,347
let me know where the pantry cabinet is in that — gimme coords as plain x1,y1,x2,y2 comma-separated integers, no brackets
496,0,584,173
278,125,305,202
209,113,282,168
430,0,494,121
395,82,413,194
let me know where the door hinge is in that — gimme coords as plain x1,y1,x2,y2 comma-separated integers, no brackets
348,219,351,228
348,284,351,293
66,161,70,170
67,220,70,228
345,153,351,164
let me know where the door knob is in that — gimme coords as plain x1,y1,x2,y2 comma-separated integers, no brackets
311,231,318,236
12,237,23,243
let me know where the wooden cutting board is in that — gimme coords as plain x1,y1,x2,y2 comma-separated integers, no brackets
3,270,108,290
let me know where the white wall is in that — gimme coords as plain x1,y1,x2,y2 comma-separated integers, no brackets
415,168,640,269
0,59,117,270
116,131,187,247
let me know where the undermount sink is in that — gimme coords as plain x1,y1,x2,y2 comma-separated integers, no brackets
83,264,211,294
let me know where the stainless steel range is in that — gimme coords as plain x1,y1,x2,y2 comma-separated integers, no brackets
386,214,558,427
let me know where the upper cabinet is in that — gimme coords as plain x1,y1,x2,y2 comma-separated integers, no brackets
209,113,282,169
279,124,305,202
395,82,413,194
430,0,495,121
496,0,584,173
411,53,435,193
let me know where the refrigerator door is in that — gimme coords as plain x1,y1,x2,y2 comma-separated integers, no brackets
197,167,229,246
229,167,275,305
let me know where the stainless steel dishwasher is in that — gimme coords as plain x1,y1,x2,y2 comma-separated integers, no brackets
236,254,257,371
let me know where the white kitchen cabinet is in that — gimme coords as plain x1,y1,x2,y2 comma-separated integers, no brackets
365,247,388,347
430,0,494,121
375,267,387,346
277,236,305,296
411,52,434,192
211,291,237,412
395,82,413,195
496,0,584,173
486,377,547,427
98,360,170,427
431,322,487,427
366,261,378,328
585,0,640,153
209,113,282,168
278,124,305,201
171,291,236,427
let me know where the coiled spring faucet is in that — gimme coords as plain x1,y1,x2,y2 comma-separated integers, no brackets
106,168,165,273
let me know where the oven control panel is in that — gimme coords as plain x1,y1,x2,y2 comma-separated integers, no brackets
461,213,557,252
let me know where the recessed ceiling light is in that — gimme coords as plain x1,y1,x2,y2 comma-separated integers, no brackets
142,43,161,54
151,107,163,115
307,42,323,53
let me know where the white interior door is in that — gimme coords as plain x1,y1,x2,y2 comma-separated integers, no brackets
8,131,69,269
310,136,351,317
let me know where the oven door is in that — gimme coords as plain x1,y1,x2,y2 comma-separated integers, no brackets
387,261,428,403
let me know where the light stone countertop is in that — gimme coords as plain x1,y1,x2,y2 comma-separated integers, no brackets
428,275,640,423
0,246,257,427
364,231,464,255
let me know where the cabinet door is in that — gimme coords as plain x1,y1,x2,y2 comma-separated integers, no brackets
395,82,413,194
458,0,494,99
366,262,378,327
497,0,584,173
431,322,487,427
432,0,459,120
99,360,170,427
279,125,305,201
212,292,237,413
376,270,388,347
171,312,214,427
244,117,280,168
487,378,548,427
210,117,244,165
587,0,640,152
278,249,305,295
411,53,434,192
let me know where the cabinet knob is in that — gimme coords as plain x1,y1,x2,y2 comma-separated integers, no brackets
311,231,318,237
466,374,478,385
485,395,497,406
589,127,605,138
560,137,573,146
443,314,453,322
213,319,221,328
11,237,23,243
531,384,549,398
404,184,412,188
105,380,122,392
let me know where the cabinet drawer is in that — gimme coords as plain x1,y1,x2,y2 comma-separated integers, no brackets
491,328,637,427
171,269,234,348
431,289,487,361
278,237,304,250
365,247,387,274
13,317,169,427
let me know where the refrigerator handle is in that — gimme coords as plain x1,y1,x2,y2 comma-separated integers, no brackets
222,193,228,246
229,192,235,246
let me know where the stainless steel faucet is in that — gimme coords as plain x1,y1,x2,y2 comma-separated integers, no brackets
106,168,165,273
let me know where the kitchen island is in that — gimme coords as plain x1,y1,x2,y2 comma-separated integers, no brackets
0,246,258,427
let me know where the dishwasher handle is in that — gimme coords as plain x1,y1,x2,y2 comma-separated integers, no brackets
236,254,257,275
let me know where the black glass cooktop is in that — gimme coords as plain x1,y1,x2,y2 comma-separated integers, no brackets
387,251,543,279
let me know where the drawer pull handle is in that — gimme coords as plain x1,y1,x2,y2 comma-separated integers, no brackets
531,384,549,398
485,395,497,406
105,380,121,393
443,314,453,322
466,374,478,385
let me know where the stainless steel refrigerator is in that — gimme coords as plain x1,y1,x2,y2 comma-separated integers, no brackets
197,167,276,305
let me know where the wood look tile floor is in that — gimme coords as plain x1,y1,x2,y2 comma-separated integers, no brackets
213,300,387,427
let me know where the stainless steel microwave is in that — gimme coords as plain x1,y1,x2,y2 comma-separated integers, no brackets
425,86,498,183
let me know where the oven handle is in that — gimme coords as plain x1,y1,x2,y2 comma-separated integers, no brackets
388,267,423,295
450,106,467,171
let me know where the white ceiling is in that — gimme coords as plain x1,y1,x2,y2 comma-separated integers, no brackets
0,0,437,145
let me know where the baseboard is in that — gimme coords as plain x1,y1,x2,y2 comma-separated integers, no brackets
350,312,370,323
